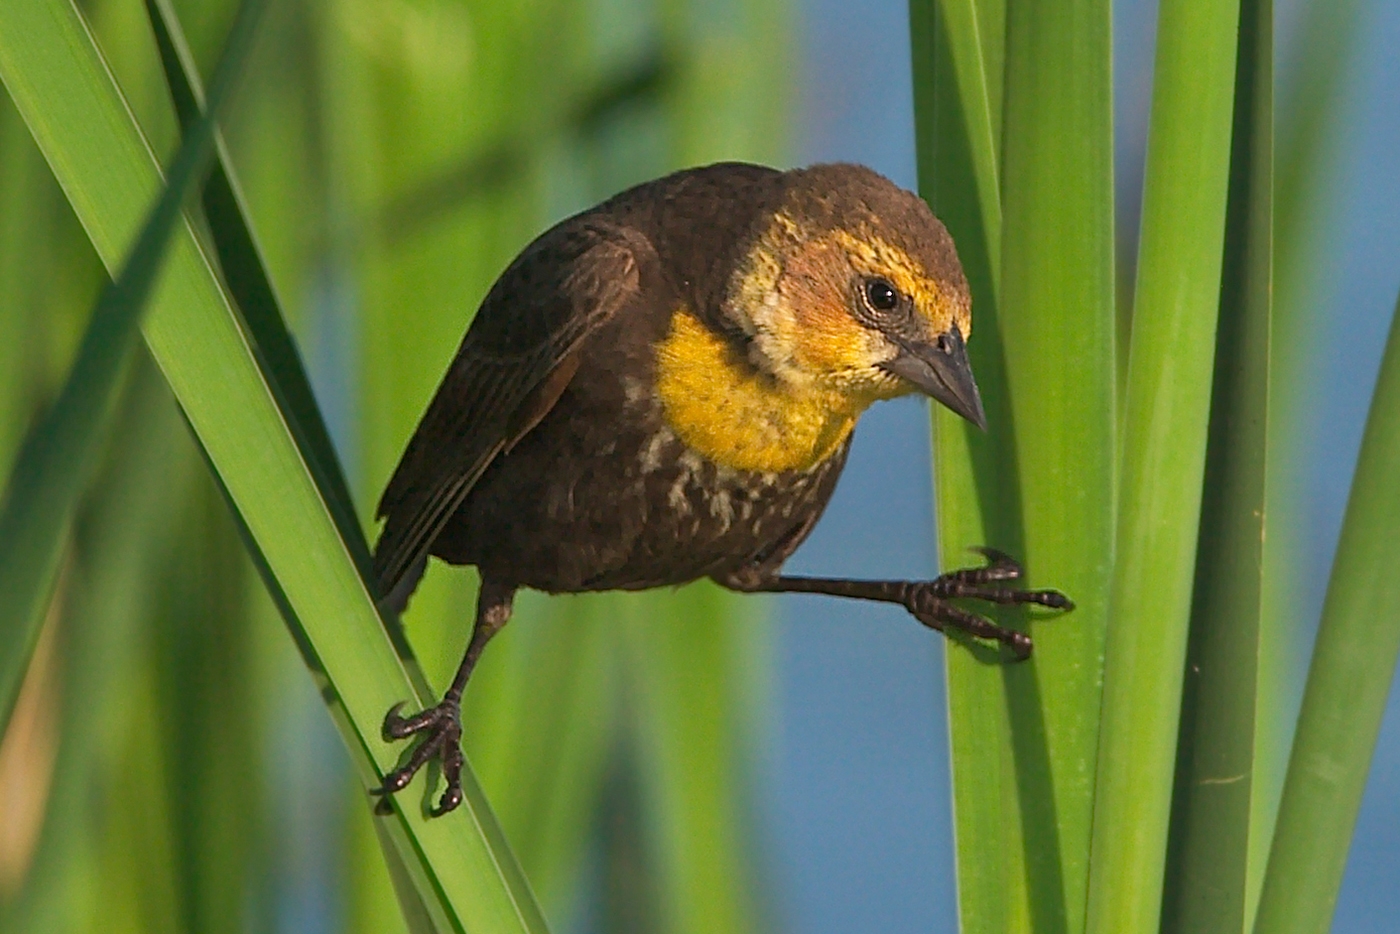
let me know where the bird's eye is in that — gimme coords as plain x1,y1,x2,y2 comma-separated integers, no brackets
863,278,900,313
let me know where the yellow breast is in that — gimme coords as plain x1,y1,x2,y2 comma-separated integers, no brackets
653,310,863,473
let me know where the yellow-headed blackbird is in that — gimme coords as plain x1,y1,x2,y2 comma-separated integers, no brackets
370,162,1071,815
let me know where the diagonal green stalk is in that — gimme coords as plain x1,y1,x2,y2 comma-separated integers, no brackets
140,6,448,928
0,0,268,731
1160,1,1273,930
1252,291,1400,934
0,0,549,929
143,0,362,558
1086,0,1243,930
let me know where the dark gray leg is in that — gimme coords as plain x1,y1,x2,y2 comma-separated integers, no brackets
718,548,1072,661
372,579,516,816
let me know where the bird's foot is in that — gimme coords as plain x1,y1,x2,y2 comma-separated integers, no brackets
905,548,1074,661
371,698,465,817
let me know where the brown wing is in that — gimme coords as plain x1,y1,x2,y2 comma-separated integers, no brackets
372,218,653,596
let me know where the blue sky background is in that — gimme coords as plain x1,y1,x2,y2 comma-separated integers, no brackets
764,1,1400,931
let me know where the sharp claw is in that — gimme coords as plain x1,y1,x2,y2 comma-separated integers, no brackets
433,787,464,817
382,701,409,739
376,768,415,795
969,546,1022,579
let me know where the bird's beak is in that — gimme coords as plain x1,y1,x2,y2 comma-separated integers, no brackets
880,325,987,430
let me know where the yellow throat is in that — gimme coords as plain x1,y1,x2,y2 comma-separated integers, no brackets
654,310,867,473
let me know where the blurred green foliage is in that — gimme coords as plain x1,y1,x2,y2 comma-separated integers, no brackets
0,0,790,930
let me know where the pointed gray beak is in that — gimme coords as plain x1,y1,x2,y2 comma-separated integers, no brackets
879,325,987,430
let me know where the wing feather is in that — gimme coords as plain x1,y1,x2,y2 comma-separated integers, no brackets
372,219,651,595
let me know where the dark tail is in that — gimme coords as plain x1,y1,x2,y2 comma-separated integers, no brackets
375,551,428,619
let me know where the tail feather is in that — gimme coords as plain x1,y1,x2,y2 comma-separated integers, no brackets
376,551,429,619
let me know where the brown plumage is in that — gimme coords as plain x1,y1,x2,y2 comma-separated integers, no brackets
370,162,1072,815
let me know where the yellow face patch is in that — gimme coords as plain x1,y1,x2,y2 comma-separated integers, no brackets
653,310,869,473
829,228,969,338
727,212,971,385
775,237,884,375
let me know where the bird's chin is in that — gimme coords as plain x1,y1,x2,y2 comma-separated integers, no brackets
871,366,920,400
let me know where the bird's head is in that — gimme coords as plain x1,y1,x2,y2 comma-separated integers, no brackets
724,163,985,428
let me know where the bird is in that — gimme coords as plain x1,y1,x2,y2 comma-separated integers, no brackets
369,161,1072,816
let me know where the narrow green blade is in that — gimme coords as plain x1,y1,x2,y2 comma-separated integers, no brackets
0,1,549,929
913,3,1021,928
0,0,267,730
1256,1,1368,909
912,0,1003,293
1160,1,1273,930
1086,0,1244,931
1253,292,1400,933
140,6,440,923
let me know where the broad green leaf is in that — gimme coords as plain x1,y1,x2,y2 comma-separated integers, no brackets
1253,291,1400,934
912,1,1114,930
1160,2,1273,931
1086,0,1243,931
0,0,268,731
0,0,549,930
994,3,1114,932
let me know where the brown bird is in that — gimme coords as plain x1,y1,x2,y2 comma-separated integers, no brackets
371,161,1071,815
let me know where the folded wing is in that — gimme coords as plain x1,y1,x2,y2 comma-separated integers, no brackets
372,218,653,598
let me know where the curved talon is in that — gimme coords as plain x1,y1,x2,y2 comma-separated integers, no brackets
433,787,465,817
377,764,418,795
968,546,1023,581
382,701,409,740
1034,590,1074,611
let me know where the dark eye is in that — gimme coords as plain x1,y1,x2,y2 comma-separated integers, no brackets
863,278,900,312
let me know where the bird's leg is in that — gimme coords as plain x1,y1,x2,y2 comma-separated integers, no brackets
372,580,516,816
721,548,1072,661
